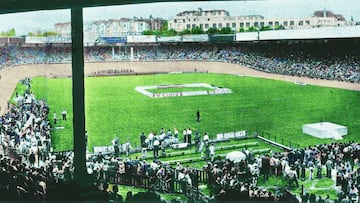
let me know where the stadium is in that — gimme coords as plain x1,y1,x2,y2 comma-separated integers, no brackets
1,1,360,203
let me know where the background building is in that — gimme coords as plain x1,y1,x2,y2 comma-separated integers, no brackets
55,16,164,45
168,8,347,32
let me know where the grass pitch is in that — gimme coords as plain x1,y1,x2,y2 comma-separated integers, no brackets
25,73,360,152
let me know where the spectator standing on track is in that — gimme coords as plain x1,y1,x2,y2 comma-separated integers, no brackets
166,129,172,138
153,137,160,159
140,132,146,148
174,128,178,138
203,132,209,143
186,128,192,144
261,155,271,182
194,131,200,153
196,110,200,122
209,143,216,162
307,160,315,180
325,159,332,178
53,111,57,125
182,128,187,143
204,142,210,159
124,140,131,156
160,128,165,136
300,163,306,181
112,137,120,157
287,167,299,189
61,109,67,120
148,131,154,149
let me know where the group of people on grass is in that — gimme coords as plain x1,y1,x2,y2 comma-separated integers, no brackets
137,128,216,161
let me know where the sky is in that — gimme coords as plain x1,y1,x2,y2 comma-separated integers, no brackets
0,0,359,36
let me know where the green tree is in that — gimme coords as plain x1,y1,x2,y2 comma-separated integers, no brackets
167,29,178,36
239,28,245,32
191,26,204,34
42,31,57,36
161,21,168,32
274,25,285,30
179,29,191,35
248,26,258,32
0,28,16,36
219,27,234,34
260,26,272,31
8,28,16,36
206,27,219,35
143,30,155,35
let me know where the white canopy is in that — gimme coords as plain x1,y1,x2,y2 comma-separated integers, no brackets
225,151,246,163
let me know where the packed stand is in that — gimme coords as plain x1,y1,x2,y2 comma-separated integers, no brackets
1,40,360,82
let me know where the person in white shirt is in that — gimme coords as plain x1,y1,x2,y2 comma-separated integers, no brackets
153,137,160,158
287,168,299,189
124,141,131,156
209,143,216,162
203,132,209,143
182,129,187,143
61,109,67,120
177,168,188,193
148,132,154,149
53,112,57,125
174,128,179,138
186,128,192,144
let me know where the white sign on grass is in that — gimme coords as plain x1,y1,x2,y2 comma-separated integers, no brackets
135,83,232,98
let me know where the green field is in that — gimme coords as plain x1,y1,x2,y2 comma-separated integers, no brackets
25,73,360,152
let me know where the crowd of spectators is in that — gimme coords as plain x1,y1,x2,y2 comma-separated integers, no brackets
1,40,359,82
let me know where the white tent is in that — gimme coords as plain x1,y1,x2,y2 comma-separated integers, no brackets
225,151,246,163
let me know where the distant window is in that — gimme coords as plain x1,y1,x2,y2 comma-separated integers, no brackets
213,23,217,28
290,21,295,26
305,20,310,25
208,18,210,21
284,21,288,26
226,23,230,27
232,23,236,28
205,24,209,29
260,22,265,27
299,21,304,26
246,22,250,27
187,24,191,29
200,24,203,29
192,24,196,29
275,21,279,26
254,22,259,27
240,22,244,27
218,23,223,28
193,18,196,22
183,19,185,23
268,21,273,26
174,19,177,23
